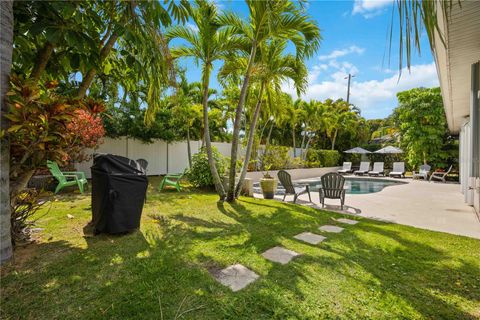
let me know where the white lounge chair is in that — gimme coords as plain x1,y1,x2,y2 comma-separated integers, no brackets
389,162,405,178
338,162,352,174
430,165,452,183
368,162,384,176
413,164,431,180
354,162,370,176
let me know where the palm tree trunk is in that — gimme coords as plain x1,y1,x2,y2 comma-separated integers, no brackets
226,42,257,202
30,42,54,82
235,82,264,197
292,126,296,157
331,128,338,150
202,65,225,200
265,122,274,149
300,127,307,159
1,0,13,264
186,127,192,168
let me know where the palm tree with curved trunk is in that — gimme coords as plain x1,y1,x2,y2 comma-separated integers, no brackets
220,0,321,202
221,39,308,198
166,0,243,200
1,0,13,264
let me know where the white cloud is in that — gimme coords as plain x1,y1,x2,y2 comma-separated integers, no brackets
282,62,439,119
318,45,365,61
352,0,393,18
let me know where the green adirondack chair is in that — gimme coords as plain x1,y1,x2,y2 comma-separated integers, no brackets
47,160,88,194
159,171,185,192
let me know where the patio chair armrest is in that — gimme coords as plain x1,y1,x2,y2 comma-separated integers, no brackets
63,171,86,179
63,174,79,180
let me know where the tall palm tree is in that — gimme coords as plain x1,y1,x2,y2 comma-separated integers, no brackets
1,0,13,264
221,40,308,197
167,0,242,199
220,0,321,202
285,98,303,157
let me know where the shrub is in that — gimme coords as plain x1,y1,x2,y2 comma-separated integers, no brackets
187,147,226,188
305,149,341,167
317,150,341,167
261,146,290,170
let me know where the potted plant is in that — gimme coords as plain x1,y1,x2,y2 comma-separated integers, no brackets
260,165,277,199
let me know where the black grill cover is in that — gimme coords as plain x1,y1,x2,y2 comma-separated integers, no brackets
91,154,148,234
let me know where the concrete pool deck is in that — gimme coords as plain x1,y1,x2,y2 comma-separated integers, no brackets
254,176,480,239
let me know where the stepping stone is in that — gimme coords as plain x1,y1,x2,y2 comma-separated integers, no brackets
294,232,326,245
336,218,359,225
262,246,300,265
319,225,344,233
214,264,259,292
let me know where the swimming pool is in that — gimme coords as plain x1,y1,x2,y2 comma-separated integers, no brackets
254,177,406,195
305,177,406,194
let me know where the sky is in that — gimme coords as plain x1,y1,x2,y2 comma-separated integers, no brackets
178,0,440,120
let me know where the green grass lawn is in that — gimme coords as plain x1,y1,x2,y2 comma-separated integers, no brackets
1,177,479,319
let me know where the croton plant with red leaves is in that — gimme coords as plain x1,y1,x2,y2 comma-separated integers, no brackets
4,75,105,189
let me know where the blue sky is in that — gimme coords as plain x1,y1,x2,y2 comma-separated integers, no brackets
178,0,440,119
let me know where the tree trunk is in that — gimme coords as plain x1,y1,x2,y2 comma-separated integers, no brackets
226,42,257,202
265,122,274,150
0,0,13,264
202,65,225,200
29,42,54,82
300,127,307,159
186,128,192,168
77,32,119,98
292,126,296,158
304,137,313,161
331,128,338,150
235,82,264,197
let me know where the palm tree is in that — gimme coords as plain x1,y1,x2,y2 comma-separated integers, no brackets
285,98,303,157
221,0,321,202
1,0,13,264
226,40,308,197
167,0,242,199
392,1,454,73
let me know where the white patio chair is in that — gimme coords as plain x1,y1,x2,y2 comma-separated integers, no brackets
430,165,453,183
389,162,405,178
413,164,431,180
354,162,370,176
338,162,352,174
368,162,384,176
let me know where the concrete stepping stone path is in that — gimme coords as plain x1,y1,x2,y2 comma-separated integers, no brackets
335,218,359,225
294,232,326,245
214,264,259,292
319,225,344,233
262,246,300,265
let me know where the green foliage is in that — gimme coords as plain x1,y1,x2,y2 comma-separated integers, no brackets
102,103,180,143
306,149,341,167
261,146,290,170
394,87,454,169
187,147,226,188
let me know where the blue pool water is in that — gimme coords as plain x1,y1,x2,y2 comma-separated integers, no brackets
254,177,405,195
305,178,406,195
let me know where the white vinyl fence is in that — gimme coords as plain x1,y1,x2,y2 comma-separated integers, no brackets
75,137,299,178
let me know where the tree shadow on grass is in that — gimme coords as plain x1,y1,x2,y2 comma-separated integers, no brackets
320,222,480,319
2,194,479,319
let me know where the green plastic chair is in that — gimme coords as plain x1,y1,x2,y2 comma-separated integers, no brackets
46,160,88,194
159,171,185,192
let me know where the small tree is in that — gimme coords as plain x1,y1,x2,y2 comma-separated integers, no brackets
395,87,449,168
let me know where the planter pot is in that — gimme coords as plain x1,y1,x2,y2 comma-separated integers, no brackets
260,178,278,199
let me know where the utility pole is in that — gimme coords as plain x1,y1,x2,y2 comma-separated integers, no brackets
344,73,355,105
